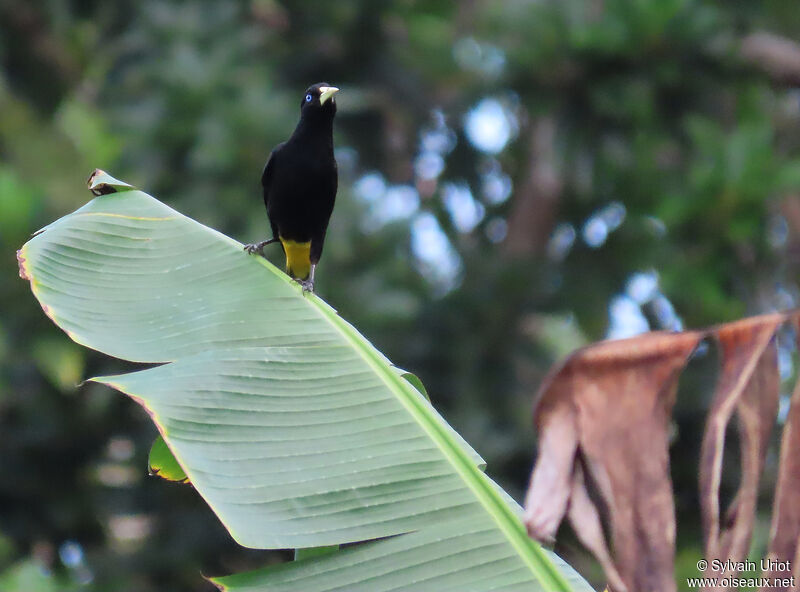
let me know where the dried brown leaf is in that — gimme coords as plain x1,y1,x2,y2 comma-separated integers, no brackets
761,319,800,591
699,315,782,590
525,312,800,592
566,462,626,592
525,330,703,592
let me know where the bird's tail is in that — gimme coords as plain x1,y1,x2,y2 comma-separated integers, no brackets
280,238,312,280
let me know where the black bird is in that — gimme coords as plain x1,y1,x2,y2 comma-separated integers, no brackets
245,83,339,292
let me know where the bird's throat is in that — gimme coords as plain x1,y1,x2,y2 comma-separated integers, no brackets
292,114,334,148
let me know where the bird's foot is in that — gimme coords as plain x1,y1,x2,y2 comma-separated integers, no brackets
294,278,315,293
244,239,276,256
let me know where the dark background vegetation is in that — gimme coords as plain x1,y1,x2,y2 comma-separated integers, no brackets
2,1,800,590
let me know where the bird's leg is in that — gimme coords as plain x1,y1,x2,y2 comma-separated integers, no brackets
295,264,316,293
244,237,279,256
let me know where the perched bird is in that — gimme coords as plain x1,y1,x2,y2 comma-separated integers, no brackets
245,83,340,292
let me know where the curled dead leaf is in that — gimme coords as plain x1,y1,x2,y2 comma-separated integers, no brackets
525,311,800,592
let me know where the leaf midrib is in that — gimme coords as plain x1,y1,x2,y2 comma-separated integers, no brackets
245,261,572,591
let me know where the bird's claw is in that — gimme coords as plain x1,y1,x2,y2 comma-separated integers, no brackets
295,278,315,293
244,242,266,256
245,238,279,256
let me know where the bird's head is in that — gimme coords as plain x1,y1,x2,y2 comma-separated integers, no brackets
300,82,339,118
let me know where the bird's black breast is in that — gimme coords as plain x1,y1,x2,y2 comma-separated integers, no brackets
263,140,337,243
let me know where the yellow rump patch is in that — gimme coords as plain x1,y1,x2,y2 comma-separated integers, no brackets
279,238,312,280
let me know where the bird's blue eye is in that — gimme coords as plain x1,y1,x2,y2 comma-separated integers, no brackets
305,94,313,103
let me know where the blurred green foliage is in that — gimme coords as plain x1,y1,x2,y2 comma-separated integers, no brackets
2,0,800,590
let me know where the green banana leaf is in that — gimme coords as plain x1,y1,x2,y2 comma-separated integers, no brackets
17,172,592,592
148,434,189,483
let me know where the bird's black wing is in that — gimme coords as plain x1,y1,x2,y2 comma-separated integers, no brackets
260,149,277,211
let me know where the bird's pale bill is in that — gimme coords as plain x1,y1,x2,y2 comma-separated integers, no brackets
318,86,339,105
